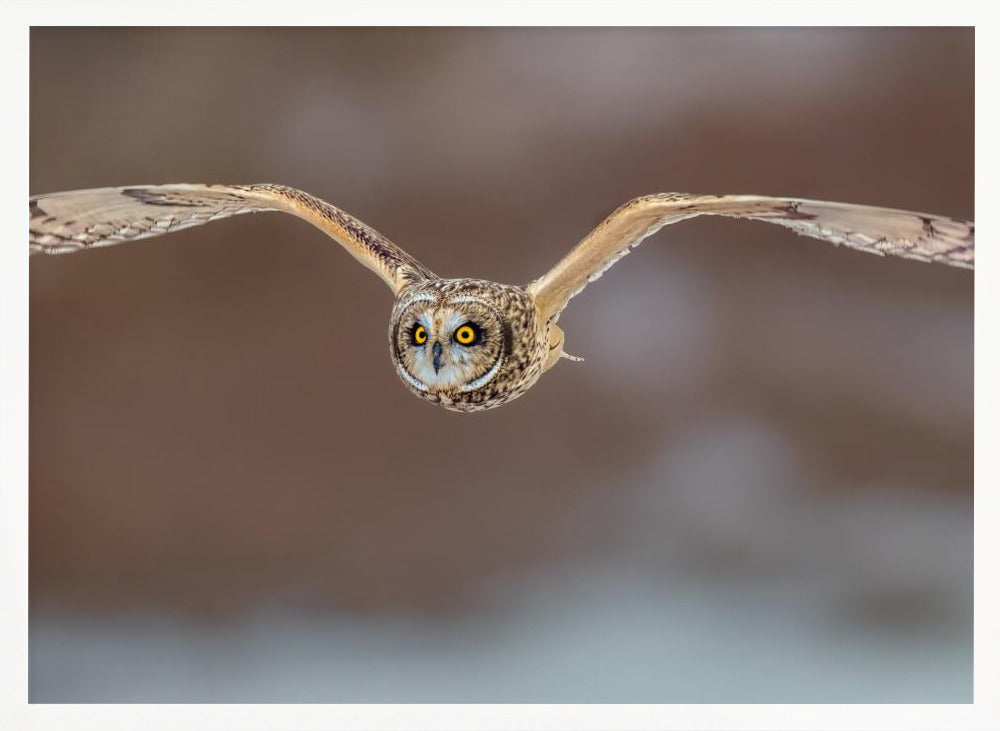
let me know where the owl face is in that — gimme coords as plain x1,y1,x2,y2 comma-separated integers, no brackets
389,279,547,412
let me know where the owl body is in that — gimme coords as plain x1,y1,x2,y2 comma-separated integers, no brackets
388,278,552,412
29,184,974,412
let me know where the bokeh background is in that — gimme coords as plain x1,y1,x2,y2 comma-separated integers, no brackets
29,27,973,702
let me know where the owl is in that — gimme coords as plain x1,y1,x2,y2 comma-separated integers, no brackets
29,184,974,412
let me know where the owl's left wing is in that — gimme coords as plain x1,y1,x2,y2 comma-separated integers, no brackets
29,183,435,292
528,194,975,322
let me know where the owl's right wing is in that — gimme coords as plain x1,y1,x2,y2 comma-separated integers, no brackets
29,183,435,292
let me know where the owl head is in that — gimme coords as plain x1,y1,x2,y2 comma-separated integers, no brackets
389,279,550,412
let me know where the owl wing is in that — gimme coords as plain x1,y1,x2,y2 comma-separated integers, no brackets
527,194,975,321
29,183,435,292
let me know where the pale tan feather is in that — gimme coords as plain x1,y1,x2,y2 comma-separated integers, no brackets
29,183,435,292
528,194,974,322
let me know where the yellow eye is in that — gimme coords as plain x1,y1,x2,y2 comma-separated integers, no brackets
413,325,427,345
454,324,478,345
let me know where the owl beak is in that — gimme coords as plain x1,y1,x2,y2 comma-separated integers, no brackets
432,341,443,373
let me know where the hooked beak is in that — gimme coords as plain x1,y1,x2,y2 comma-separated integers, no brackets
432,341,443,373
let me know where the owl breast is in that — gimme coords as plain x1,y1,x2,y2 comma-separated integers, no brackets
388,278,548,412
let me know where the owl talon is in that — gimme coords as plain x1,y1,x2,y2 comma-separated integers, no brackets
561,351,584,363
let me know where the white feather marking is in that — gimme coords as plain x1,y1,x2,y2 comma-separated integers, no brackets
395,362,429,392
405,292,438,306
448,295,491,307
459,354,504,393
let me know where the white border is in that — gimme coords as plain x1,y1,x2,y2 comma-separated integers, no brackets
3,2,996,730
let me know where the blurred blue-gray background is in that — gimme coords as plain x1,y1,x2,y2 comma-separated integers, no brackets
29,27,973,702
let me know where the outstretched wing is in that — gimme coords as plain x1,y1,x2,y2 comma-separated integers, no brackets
29,183,435,292
528,194,974,322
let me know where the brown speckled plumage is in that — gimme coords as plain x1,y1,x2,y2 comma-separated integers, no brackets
29,183,974,412
389,279,546,412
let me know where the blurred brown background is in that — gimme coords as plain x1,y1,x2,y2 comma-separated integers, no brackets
30,28,972,702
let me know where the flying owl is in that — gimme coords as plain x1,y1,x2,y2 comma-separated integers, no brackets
29,184,975,412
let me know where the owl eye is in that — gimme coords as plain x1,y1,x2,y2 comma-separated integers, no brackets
412,324,428,345
453,323,480,346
